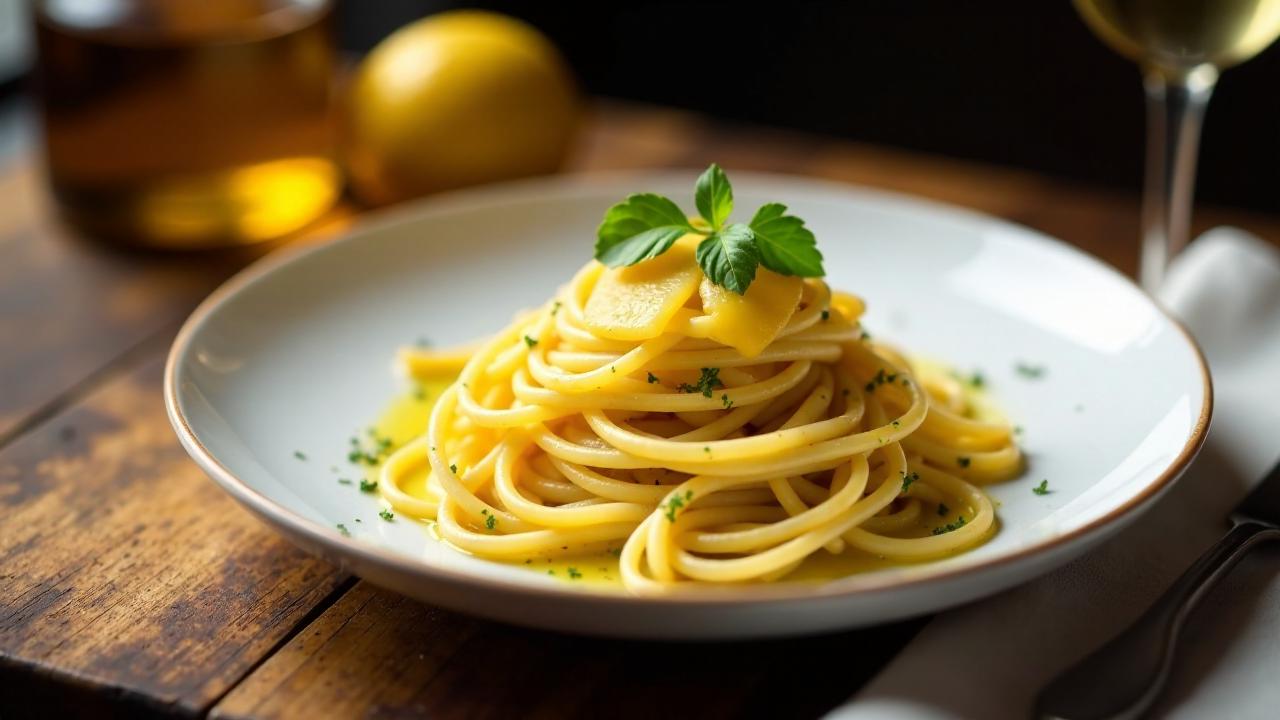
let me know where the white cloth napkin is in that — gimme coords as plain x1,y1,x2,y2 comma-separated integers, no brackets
829,227,1280,720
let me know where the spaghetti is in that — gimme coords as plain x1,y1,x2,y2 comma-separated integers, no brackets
381,251,1023,594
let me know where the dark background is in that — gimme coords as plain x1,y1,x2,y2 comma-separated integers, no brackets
337,1,1280,214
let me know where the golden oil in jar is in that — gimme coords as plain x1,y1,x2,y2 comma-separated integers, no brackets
35,0,340,248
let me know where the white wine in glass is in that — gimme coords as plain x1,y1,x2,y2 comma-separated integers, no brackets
1073,0,1280,289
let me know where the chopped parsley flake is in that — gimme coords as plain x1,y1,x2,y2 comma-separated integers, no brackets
647,372,661,384
891,420,901,428
347,432,394,466
379,509,394,521
901,471,919,492
678,367,724,397
860,330,871,340
551,300,562,316
523,335,538,348
1033,479,1051,495
937,502,949,516
336,523,350,536
968,371,985,388
337,478,353,485
932,516,967,535
721,393,734,409
1015,362,1046,379
485,513,497,530
293,450,307,461
865,368,896,393
450,464,458,475
359,478,378,493
958,456,972,468
662,490,695,522
821,309,830,321
567,567,583,579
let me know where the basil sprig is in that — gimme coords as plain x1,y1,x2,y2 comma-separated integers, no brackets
594,164,825,294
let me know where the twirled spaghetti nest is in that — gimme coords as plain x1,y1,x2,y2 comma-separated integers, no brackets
382,261,1022,593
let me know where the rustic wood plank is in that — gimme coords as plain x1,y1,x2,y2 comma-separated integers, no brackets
0,351,349,718
211,583,918,720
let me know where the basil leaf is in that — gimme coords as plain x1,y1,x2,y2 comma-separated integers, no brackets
695,223,759,295
595,193,694,267
694,163,733,231
749,202,825,277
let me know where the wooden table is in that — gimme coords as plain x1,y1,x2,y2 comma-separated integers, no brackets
3,100,1278,719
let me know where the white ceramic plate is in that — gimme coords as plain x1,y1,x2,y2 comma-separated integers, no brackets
166,171,1210,639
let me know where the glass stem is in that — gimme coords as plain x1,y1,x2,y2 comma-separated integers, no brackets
1140,66,1216,292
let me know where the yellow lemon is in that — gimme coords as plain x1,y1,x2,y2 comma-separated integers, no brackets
342,11,579,205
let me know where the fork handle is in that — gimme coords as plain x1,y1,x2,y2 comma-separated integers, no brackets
1034,520,1280,720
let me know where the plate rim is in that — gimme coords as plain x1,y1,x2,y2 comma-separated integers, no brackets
164,168,1214,607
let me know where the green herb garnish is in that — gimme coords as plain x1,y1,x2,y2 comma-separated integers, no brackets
958,457,972,468
721,393,734,409
336,523,350,536
647,372,660,384
379,509,394,521
524,335,538,348
293,450,307,461
485,513,497,530
594,164,824,294
678,367,723,398
901,471,919,492
662,490,695,522
359,478,378,493
449,464,457,475
937,502,950,516
347,432,394,466
821,309,830,321
567,567,583,580
932,516,967,535
1015,362,1046,379
1033,479,1051,495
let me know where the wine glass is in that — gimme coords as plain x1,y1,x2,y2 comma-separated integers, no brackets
1073,0,1280,290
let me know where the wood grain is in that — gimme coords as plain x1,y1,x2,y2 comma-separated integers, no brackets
0,353,348,717
211,582,918,720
